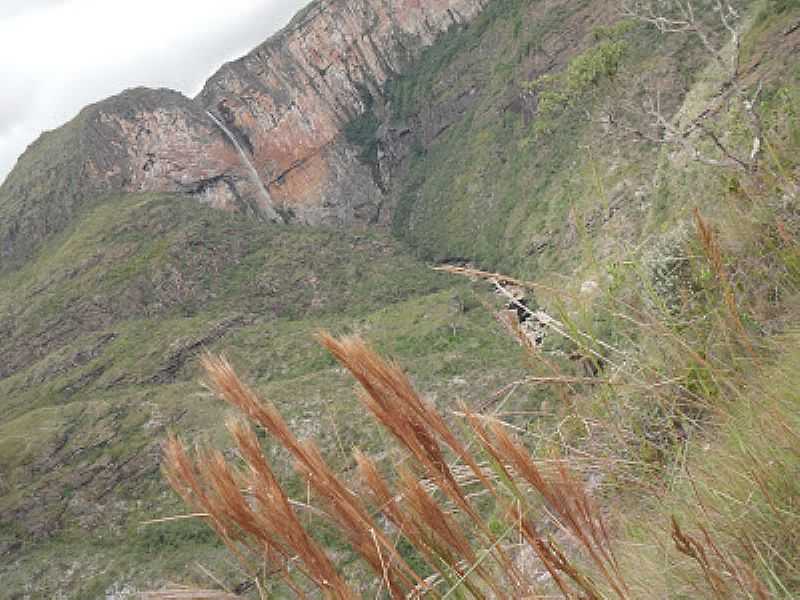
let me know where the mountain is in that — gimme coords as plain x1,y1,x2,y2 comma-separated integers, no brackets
0,0,487,271
1,0,798,597
0,1,514,595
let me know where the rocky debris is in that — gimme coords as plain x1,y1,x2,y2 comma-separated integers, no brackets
147,315,248,384
496,284,548,349
104,583,138,599
526,235,553,257
580,280,600,296
492,280,605,383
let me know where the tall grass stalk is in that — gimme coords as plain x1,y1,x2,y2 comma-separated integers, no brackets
156,196,798,597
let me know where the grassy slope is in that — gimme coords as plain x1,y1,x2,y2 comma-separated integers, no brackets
383,1,800,596
384,0,733,276
0,111,90,270
0,193,530,597
613,333,800,597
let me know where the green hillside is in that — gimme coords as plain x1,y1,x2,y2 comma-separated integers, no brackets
382,0,798,276
1,0,799,597
0,192,532,596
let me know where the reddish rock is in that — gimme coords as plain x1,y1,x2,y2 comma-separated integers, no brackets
197,0,488,224
93,0,488,225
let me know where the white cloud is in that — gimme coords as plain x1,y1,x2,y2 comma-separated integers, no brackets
0,0,310,183
0,0,68,20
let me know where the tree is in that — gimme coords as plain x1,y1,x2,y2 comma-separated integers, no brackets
609,0,771,175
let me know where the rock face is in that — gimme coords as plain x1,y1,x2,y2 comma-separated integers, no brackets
0,0,487,268
197,0,488,225
82,88,264,214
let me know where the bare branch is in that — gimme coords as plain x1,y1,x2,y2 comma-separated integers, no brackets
621,0,740,75
609,1,763,172
695,123,751,171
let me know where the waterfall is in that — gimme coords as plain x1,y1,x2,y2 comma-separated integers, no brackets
205,111,282,223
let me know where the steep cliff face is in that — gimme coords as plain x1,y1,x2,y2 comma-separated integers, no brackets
0,0,487,269
197,0,488,224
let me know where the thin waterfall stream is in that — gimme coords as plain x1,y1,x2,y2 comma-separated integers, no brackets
206,110,282,223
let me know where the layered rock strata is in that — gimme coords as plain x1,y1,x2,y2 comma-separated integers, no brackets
196,0,488,224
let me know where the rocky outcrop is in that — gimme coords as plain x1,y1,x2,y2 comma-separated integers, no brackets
0,90,264,268
82,88,264,214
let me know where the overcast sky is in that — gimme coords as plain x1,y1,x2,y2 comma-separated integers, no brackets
0,0,311,184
